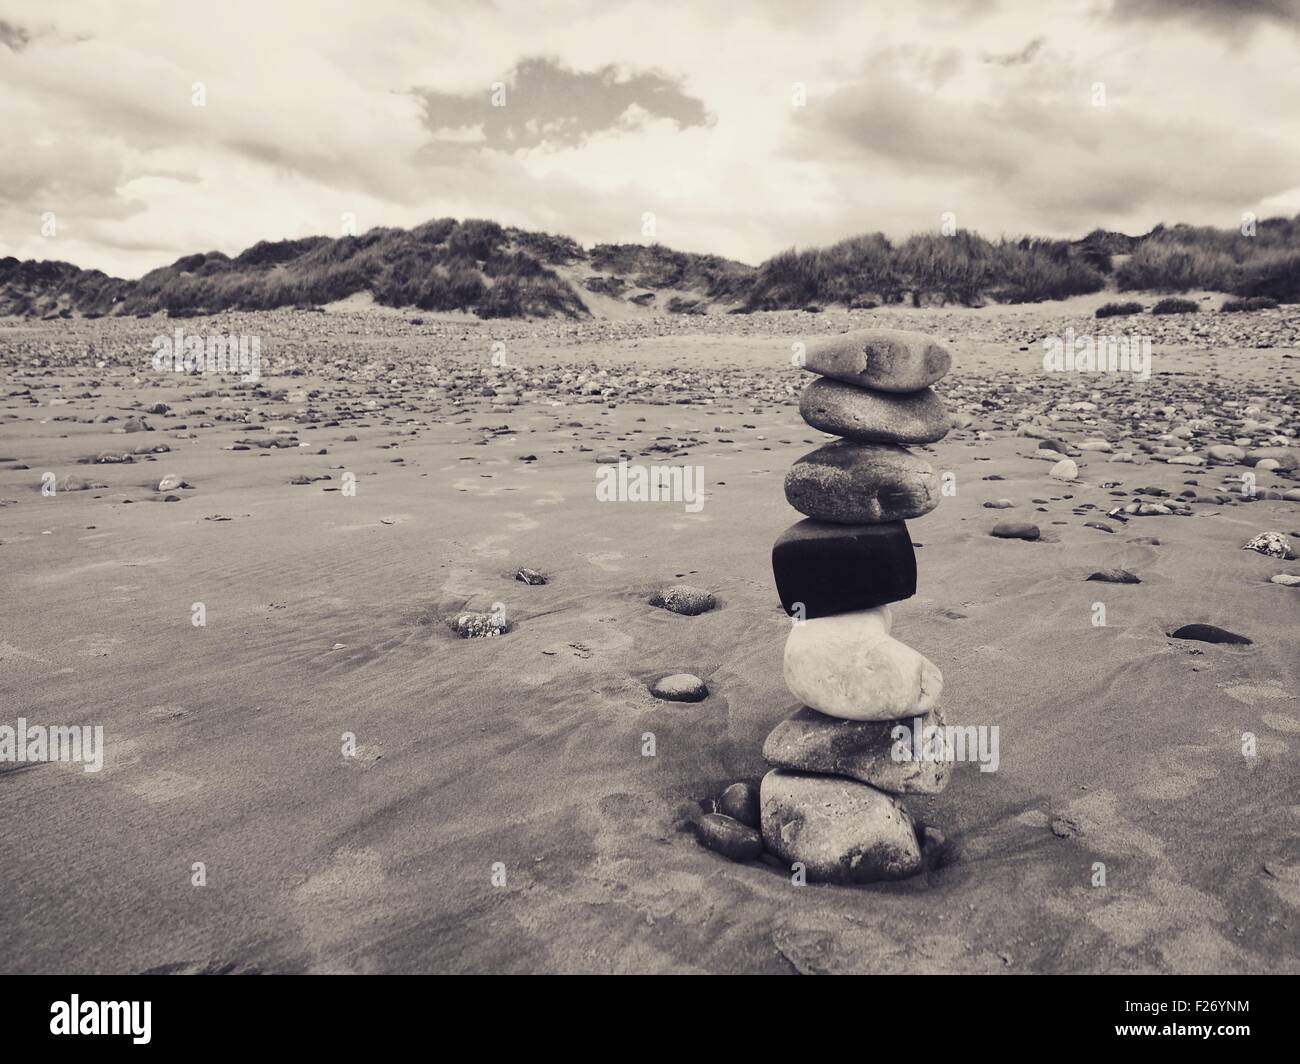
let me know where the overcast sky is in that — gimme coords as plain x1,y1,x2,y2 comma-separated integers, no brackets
2,0,1299,278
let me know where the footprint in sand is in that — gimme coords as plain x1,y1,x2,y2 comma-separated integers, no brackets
30,556,172,585
122,770,205,804
0,641,49,666
467,514,539,560
76,633,121,658
293,848,387,972
87,736,143,776
532,489,565,506
1057,791,1250,968
436,560,482,600
1132,744,1220,801
1205,719,1288,759
1220,681,1292,705
451,476,510,496
1260,713,1300,735
470,535,510,560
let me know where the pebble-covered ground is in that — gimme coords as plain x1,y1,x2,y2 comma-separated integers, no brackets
1,304,1297,973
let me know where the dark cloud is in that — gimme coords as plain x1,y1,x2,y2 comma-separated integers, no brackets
1110,0,1300,28
981,37,1044,66
800,62,1300,233
0,18,31,51
415,55,711,151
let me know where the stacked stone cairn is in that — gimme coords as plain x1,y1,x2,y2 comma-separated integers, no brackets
760,328,954,883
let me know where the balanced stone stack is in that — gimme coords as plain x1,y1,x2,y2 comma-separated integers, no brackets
762,328,953,884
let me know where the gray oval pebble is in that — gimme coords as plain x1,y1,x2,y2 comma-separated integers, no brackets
718,782,760,828
695,813,763,861
1086,569,1140,584
990,521,1040,541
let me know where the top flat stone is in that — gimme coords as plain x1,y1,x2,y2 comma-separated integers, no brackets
802,329,952,393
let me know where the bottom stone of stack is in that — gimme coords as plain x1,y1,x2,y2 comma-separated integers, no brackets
763,704,950,794
760,769,922,883
784,607,943,721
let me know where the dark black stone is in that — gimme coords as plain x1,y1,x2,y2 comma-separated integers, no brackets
772,519,916,620
1169,624,1252,645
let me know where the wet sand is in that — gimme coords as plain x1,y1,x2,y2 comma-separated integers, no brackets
1,304,1298,973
